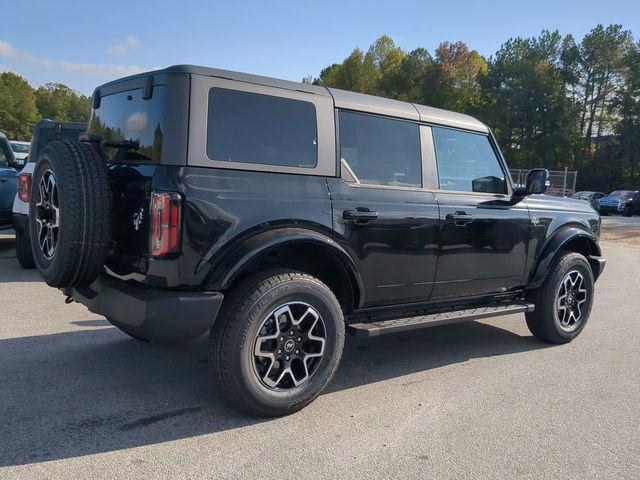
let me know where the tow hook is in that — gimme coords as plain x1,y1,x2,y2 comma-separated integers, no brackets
64,295,74,304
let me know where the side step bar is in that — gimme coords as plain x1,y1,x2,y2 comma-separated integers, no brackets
347,303,535,338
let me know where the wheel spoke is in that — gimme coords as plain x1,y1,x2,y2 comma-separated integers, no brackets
253,301,326,391
557,269,589,331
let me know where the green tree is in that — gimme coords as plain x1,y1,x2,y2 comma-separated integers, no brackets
35,83,91,123
479,31,576,169
0,72,39,140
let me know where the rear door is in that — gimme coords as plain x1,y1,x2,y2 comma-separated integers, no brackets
430,127,530,300
328,111,439,308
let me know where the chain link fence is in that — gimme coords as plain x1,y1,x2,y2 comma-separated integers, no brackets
510,168,578,197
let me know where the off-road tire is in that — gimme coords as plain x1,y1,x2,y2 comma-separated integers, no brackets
15,228,35,269
526,252,594,344
29,140,111,288
210,270,345,416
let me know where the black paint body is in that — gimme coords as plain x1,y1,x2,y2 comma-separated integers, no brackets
104,163,603,314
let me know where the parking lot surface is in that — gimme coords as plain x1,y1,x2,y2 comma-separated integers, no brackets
1,238,639,479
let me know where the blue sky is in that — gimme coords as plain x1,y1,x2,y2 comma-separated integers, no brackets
1,0,639,94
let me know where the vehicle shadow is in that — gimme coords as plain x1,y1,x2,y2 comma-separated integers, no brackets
0,318,547,467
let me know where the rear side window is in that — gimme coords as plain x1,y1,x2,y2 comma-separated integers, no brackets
433,127,507,194
339,111,421,187
206,88,317,168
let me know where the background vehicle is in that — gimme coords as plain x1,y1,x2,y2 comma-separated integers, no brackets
597,190,638,216
27,66,605,416
9,140,30,167
11,120,86,268
0,132,19,227
572,191,605,210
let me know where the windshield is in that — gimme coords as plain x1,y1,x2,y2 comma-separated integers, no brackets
10,142,30,153
88,85,166,163
608,190,634,199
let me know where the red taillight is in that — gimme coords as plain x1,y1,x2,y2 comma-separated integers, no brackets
18,173,31,202
150,192,182,258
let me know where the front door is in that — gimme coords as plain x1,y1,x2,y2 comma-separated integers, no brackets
329,111,439,308
430,127,530,300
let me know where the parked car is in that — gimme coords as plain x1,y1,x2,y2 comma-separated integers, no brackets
26,65,605,416
9,140,30,167
597,190,639,216
11,120,87,268
0,132,20,227
572,191,605,210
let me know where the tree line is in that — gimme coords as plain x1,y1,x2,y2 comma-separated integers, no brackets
0,72,91,141
311,25,640,192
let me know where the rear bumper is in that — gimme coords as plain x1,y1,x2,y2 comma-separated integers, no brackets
67,274,223,342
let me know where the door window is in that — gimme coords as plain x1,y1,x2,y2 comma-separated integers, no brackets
339,111,421,187
433,127,507,194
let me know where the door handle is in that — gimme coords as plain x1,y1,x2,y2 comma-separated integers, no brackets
343,208,378,224
445,211,473,226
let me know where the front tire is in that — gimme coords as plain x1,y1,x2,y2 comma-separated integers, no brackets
526,252,594,344
623,206,632,217
210,270,345,416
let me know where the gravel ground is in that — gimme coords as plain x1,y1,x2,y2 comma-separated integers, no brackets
0,234,639,479
600,215,640,245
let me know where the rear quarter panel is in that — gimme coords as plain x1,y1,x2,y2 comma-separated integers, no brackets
149,166,333,288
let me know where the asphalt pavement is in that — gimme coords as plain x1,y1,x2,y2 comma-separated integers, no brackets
0,239,639,479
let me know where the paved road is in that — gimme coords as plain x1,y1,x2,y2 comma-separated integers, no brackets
1,241,639,479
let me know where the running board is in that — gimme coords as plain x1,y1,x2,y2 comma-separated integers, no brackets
347,302,535,338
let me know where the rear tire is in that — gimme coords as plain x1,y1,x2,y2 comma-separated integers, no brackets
526,252,594,344
15,229,35,269
210,270,345,416
623,206,632,217
29,141,111,288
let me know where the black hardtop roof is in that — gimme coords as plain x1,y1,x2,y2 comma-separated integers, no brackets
94,64,489,133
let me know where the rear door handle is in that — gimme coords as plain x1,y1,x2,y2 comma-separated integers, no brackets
445,211,473,226
343,208,378,223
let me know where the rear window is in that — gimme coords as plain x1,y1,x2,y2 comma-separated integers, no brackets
206,88,317,168
89,86,166,163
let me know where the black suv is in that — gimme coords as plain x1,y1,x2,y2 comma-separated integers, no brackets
27,65,605,416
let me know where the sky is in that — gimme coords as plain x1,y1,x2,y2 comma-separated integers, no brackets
1,0,639,95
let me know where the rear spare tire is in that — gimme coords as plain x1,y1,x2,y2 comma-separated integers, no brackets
29,140,111,288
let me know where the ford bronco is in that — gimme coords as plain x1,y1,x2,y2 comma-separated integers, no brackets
26,65,605,416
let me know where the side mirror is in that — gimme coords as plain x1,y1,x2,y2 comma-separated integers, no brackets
512,168,550,199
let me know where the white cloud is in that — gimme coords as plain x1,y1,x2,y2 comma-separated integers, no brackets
0,40,20,59
107,44,128,57
107,35,142,57
0,39,153,81
124,36,141,48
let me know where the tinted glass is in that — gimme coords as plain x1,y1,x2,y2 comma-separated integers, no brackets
89,86,167,163
339,111,421,187
207,88,317,168
433,127,507,194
